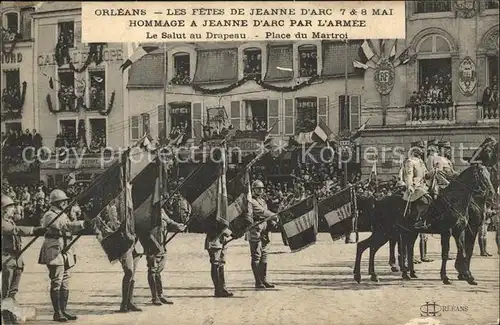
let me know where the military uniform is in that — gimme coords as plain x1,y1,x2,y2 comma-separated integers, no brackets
402,141,432,229
2,195,46,300
205,224,233,297
118,237,143,312
38,189,88,322
249,180,278,289
146,208,185,305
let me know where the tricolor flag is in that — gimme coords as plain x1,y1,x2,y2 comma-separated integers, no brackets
394,48,417,67
177,162,223,220
353,60,369,70
279,196,318,252
120,45,160,72
312,118,334,143
350,119,369,140
359,40,375,63
389,40,397,61
318,187,355,242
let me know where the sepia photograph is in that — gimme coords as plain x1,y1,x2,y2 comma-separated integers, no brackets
1,1,498,324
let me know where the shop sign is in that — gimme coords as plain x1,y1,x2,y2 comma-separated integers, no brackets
39,157,115,169
37,48,123,66
1,52,22,64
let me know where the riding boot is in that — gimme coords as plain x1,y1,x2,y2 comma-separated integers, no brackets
211,264,220,296
478,237,486,256
156,275,173,305
50,290,68,322
60,289,78,320
147,274,162,306
420,239,433,262
483,241,492,256
118,277,130,312
217,265,233,297
259,263,275,288
252,262,265,289
127,280,142,312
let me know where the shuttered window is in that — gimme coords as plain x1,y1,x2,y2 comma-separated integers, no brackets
192,102,202,139
268,99,279,135
284,99,295,135
230,101,241,130
130,116,140,141
317,97,328,125
350,95,361,130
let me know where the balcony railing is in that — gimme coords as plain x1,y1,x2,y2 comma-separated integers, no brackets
477,103,498,122
406,103,455,125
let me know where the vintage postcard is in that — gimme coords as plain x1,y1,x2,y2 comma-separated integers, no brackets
1,1,498,325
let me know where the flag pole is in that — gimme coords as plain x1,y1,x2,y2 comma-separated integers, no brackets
343,39,349,188
162,43,168,145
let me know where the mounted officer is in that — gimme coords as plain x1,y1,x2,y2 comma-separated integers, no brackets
401,141,432,230
38,189,92,322
249,180,278,289
2,195,46,300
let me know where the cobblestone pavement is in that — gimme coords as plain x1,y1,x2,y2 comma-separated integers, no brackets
14,233,499,325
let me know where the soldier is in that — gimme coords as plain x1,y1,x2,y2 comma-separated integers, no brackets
146,208,186,305
117,236,143,312
2,195,46,300
478,209,493,257
249,180,278,289
401,141,432,230
205,220,234,298
38,189,92,322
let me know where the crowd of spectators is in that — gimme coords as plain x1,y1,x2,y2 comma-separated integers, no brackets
2,84,23,113
481,76,498,119
408,73,453,121
1,129,43,163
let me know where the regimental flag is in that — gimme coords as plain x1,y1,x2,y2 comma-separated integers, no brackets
279,196,318,252
120,45,160,72
318,187,355,242
177,162,222,220
359,40,375,63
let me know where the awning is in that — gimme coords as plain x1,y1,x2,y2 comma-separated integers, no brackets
321,40,363,77
127,53,164,88
264,44,294,81
193,48,238,84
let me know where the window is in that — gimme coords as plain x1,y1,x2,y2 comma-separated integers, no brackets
89,70,106,111
415,0,451,13
130,116,140,142
4,122,21,132
58,70,76,111
58,21,74,48
485,0,499,9
171,53,190,85
418,58,453,103
295,97,317,133
298,45,318,77
339,95,361,131
243,48,262,78
88,118,107,151
4,13,19,33
158,105,166,141
2,69,21,112
487,56,498,88
20,7,34,40
169,103,191,138
58,119,77,148
244,100,268,131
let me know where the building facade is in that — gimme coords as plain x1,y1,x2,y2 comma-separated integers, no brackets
32,2,126,186
1,2,36,134
360,0,499,179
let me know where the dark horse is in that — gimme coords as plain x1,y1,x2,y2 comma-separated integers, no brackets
354,139,496,285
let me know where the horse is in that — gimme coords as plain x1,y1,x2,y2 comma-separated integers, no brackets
353,141,496,285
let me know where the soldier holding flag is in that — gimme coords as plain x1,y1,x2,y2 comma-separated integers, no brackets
249,180,278,289
38,189,93,322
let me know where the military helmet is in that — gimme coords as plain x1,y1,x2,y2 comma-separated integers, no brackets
252,180,265,189
427,139,439,152
438,141,451,148
396,180,406,187
1,195,16,210
411,140,425,149
49,189,69,205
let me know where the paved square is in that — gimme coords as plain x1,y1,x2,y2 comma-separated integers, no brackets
15,233,499,325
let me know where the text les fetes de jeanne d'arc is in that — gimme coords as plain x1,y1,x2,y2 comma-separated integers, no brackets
93,7,396,41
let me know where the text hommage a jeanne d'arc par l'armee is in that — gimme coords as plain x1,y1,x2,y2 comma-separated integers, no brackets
87,6,398,41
